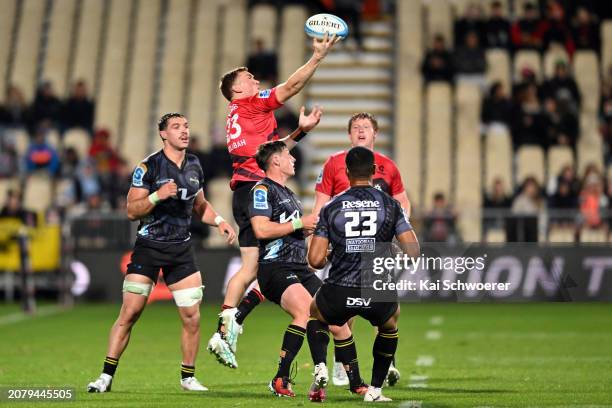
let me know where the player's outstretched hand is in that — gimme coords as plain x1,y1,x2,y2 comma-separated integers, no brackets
218,221,236,245
312,32,340,60
299,105,323,133
157,181,178,200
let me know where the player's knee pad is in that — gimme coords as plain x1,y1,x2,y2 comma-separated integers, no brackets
172,286,204,307
122,281,153,297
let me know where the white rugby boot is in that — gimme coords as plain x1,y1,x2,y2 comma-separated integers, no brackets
180,376,208,391
332,359,349,386
363,386,392,402
87,373,112,393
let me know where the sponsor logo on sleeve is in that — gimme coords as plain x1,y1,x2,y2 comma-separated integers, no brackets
254,186,268,209
132,164,147,187
258,89,271,98
315,169,323,184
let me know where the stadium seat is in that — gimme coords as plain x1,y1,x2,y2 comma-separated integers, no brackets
43,0,77,95
579,227,609,243
547,145,574,180
396,0,422,69
577,135,603,175
486,49,511,91
485,228,506,243
516,145,545,186
95,0,132,142
425,0,452,46
602,21,612,74
121,0,162,166
513,0,538,18
424,83,452,208
279,5,307,109
71,0,106,92
484,126,512,194
187,0,221,149
573,51,600,114
206,177,234,248
548,225,575,243
455,83,482,241
63,129,90,159
215,0,247,132
0,0,18,98
248,4,276,54
12,128,30,158
47,129,61,150
543,45,569,79
10,0,45,101
513,50,542,82
23,174,52,213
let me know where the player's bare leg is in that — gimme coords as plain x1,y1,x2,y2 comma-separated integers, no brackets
208,247,259,367
169,272,207,391
87,274,152,393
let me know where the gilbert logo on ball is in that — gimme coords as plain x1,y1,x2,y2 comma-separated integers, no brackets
305,13,349,39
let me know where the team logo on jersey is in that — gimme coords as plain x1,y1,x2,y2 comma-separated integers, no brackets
315,169,323,184
132,164,147,187
253,186,268,209
189,176,199,185
258,89,271,98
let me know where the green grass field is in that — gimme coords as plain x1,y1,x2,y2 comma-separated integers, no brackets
1,302,611,407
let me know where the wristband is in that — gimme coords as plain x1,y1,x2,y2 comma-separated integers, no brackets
214,215,225,226
291,218,303,231
294,131,307,143
148,192,160,205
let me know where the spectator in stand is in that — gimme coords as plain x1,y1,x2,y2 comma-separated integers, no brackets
187,135,211,184
485,0,511,49
542,61,581,114
0,189,37,227
0,85,28,129
511,2,544,51
548,180,578,225
512,66,539,101
107,159,131,210
481,81,512,128
547,164,580,197
571,6,600,53
579,171,608,229
509,176,543,242
453,30,487,86
71,159,102,204
600,69,612,165
511,83,545,148
483,178,512,232
540,1,575,56
245,39,278,85
541,97,578,151
421,34,454,83
61,80,95,136
59,146,81,179
24,126,60,176
454,2,485,48
423,192,459,243
29,81,62,134
88,128,121,191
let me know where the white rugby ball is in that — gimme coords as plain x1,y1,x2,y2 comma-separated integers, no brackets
304,13,349,40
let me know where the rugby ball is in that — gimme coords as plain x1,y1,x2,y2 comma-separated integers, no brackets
304,13,349,40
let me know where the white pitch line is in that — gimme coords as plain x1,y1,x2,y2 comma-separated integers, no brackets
408,374,429,388
0,306,63,326
425,330,441,340
416,355,435,366
399,401,423,407
430,315,444,325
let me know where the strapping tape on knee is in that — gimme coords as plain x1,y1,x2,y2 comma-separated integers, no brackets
172,285,204,307
122,281,153,297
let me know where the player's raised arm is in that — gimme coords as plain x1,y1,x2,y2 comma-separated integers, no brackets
275,33,339,104
281,106,323,149
393,191,412,218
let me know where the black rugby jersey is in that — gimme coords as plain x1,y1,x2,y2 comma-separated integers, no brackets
130,150,204,242
314,186,412,288
248,178,306,265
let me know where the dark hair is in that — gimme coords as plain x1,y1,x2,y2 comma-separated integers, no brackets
219,67,248,101
158,113,185,131
347,112,379,133
345,146,375,178
255,141,287,171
